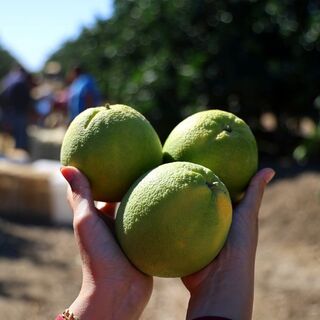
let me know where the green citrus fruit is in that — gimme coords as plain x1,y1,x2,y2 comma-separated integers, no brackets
115,161,232,277
60,104,162,202
162,110,258,201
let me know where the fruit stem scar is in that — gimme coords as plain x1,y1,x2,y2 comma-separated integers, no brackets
224,125,232,133
206,181,220,190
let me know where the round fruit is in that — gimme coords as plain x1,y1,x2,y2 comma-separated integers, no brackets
115,161,232,277
162,109,258,201
60,104,163,202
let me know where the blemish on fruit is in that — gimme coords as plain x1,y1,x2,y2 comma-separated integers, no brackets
84,110,101,129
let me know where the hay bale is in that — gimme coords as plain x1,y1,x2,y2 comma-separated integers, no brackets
0,161,51,221
27,125,65,160
0,159,73,224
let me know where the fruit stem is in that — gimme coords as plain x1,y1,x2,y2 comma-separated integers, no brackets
105,103,111,109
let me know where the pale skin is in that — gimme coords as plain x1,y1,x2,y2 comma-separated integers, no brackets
60,166,275,320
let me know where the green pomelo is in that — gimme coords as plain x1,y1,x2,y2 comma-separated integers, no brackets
60,104,163,202
162,110,258,201
115,161,232,277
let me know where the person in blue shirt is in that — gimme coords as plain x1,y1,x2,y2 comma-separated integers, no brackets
67,65,101,121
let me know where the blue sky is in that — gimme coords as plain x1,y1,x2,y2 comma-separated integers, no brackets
0,0,113,72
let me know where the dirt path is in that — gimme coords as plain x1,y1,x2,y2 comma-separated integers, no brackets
0,171,319,319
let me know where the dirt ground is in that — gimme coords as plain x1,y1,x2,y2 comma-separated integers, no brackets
0,168,319,319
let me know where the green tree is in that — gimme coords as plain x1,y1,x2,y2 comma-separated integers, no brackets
0,44,17,79
49,0,320,148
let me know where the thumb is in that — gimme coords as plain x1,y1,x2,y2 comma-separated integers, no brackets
237,168,275,219
60,166,94,214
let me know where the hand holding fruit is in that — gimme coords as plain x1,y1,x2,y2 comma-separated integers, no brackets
182,168,275,320
59,104,273,319
60,166,153,320
60,165,274,320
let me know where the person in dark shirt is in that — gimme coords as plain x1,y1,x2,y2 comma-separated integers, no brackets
0,65,32,150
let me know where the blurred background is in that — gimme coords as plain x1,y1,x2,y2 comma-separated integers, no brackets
0,0,319,319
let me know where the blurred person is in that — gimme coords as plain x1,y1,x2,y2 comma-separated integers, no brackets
67,65,101,121
32,83,54,126
0,64,32,150
56,166,275,320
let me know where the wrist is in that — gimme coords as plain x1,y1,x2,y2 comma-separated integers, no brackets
186,259,255,320
68,280,148,320
68,288,105,320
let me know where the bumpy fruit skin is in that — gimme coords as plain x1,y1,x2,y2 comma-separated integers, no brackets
115,161,232,278
163,110,258,201
60,104,163,202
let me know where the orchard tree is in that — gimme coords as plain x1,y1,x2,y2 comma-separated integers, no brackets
49,0,320,148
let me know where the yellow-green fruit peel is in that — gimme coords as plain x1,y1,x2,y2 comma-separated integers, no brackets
163,110,258,201
115,161,232,277
60,104,163,202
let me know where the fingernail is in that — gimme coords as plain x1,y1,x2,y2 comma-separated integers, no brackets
265,169,275,184
60,166,76,185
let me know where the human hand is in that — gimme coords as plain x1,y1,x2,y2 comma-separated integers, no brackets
60,166,153,320
182,168,275,320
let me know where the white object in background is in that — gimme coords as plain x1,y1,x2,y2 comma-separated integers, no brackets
32,159,72,225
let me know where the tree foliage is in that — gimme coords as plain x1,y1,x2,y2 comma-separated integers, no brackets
0,44,17,80
49,0,320,148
